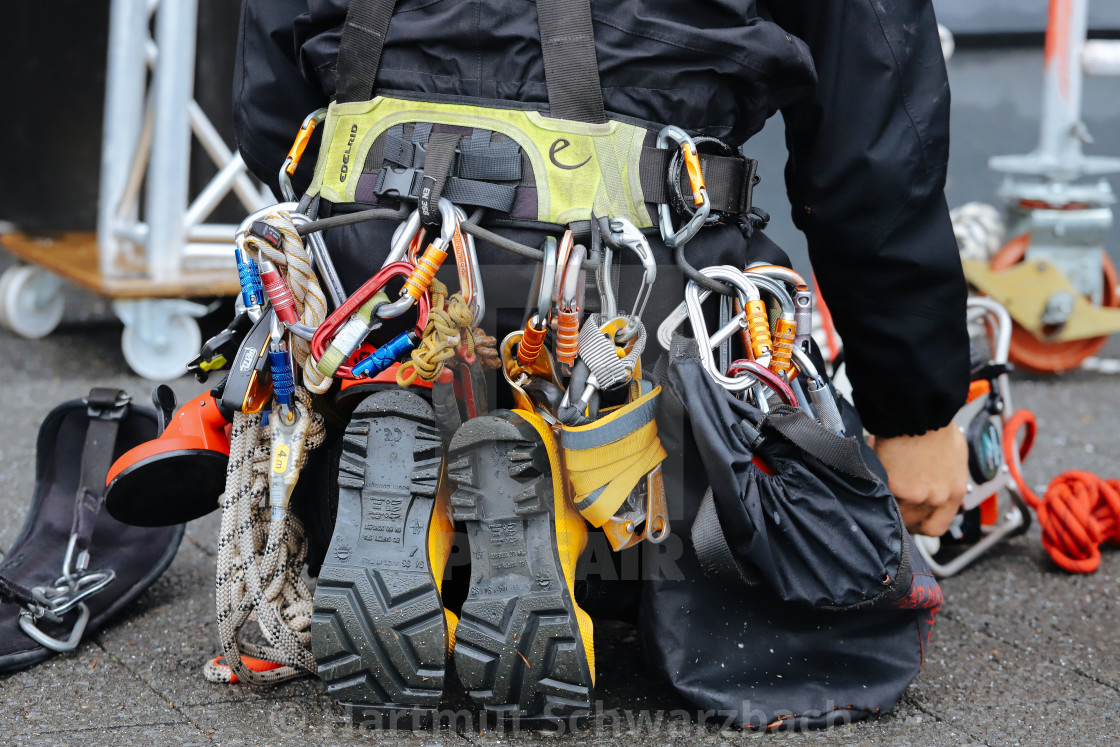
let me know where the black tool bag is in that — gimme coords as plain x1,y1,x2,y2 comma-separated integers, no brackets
641,348,942,729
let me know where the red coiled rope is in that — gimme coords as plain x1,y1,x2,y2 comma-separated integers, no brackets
1004,409,1120,573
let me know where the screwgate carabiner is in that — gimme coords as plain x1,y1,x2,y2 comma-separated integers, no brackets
279,108,327,202
378,198,458,320
656,126,711,248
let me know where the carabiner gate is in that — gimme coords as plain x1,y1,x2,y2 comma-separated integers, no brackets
656,125,711,248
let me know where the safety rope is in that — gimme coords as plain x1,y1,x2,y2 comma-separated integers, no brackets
206,388,325,684
397,278,497,385
1005,409,1120,574
242,212,331,394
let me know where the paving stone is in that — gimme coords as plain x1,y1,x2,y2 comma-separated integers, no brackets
0,642,188,736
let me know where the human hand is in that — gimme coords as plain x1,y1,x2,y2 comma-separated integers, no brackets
871,422,968,537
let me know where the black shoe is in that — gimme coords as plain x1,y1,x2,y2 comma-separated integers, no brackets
446,408,595,723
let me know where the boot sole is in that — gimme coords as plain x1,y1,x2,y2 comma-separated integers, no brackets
446,412,593,722
312,389,447,716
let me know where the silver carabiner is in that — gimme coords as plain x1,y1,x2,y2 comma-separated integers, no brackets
656,125,711,248
683,265,768,392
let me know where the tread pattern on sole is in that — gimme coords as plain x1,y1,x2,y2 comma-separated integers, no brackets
447,412,593,720
313,390,448,710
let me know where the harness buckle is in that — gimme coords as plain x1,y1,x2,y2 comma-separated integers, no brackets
656,126,711,248
374,166,424,201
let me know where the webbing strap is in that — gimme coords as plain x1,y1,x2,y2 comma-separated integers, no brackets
334,0,606,124
691,488,760,587
537,0,606,123
73,388,128,551
639,148,759,215
562,387,667,527
418,132,460,225
335,0,397,104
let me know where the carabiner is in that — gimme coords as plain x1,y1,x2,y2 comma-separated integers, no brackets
656,126,711,248
747,263,814,353
594,216,657,340
554,241,587,366
451,205,485,323
790,346,845,436
682,265,765,392
518,237,557,367
378,198,458,319
744,270,797,379
279,108,327,202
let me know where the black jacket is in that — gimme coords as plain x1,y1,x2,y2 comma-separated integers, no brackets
233,0,969,438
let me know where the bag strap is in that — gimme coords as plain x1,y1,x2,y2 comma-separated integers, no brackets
335,0,398,105
72,388,131,553
762,405,878,483
335,0,607,123
691,488,759,587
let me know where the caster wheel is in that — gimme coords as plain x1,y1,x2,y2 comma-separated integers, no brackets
0,265,64,339
990,234,1119,373
121,314,202,381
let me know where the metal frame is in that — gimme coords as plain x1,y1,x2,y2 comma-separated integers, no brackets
915,298,1032,577
97,0,270,283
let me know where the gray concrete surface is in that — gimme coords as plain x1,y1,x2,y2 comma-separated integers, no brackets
2,313,1119,747
2,43,1120,747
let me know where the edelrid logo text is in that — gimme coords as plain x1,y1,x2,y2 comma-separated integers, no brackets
339,124,359,182
549,138,591,170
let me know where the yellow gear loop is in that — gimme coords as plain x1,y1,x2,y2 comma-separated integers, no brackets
396,279,476,386
560,387,668,528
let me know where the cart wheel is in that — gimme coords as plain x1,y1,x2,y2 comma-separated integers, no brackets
121,314,202,381
989,234,1120,373
0,264,65,339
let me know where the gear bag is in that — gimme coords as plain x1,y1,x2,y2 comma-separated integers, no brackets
642,348,942,729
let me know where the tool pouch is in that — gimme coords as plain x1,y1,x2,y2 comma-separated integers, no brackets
641,345,942,729
0,388,184,673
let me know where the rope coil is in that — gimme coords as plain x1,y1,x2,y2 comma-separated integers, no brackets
207,388,326,684
1005,409,1120,573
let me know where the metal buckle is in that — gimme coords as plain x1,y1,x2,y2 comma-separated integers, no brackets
86,391,131,420
656,126,711,248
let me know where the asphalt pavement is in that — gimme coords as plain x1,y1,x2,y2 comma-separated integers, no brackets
1,44,1120,747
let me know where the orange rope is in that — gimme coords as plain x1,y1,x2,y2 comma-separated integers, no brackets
1004,409,1120,573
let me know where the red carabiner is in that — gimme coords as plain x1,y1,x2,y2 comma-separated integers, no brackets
311,261,431,379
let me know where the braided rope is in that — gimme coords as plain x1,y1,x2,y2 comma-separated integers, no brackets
206,388,325,685
397,279,477,386
242,212,331,393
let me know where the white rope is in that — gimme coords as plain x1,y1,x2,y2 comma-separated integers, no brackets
206,387,325,685
241,211,332,394
950,202,1005,264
